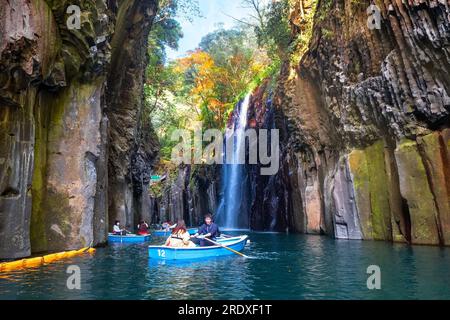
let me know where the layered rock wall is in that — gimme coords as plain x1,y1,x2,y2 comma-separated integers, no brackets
149,165,219,227
106,0,159,232
0,0,159,259
250,0,450,246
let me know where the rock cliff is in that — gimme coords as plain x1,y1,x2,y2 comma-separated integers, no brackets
0,0,159,259
250,0,450,246
149,164,219,227
1,0,449,261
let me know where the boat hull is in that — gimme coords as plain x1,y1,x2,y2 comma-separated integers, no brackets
148,235,248,260
152,228,198,237
108,234,151,243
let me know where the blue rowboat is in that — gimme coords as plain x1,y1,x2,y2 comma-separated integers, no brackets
108,233,151,243
148,235,248,260
152,228,198,237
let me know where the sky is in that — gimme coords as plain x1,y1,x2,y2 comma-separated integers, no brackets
166,0,254,60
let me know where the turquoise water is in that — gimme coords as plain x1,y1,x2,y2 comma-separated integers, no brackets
1,232,450,299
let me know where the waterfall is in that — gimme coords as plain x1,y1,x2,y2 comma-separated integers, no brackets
216,94,251,229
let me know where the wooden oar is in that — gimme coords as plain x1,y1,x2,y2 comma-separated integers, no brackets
220,234,237,238
203,237,248,258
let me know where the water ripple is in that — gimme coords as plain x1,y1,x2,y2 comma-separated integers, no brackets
1,233,450,299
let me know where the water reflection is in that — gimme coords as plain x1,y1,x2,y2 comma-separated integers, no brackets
147,255,254,299
1,233,450,299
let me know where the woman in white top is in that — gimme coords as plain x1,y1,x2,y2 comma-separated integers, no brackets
113,220,126,235
164,220,196,248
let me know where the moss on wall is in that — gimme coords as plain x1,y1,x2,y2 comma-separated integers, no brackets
395,139,441,245
30,89,67,252
348,140,393,241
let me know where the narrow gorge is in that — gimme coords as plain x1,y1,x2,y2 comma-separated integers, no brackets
148,0,450,247
1,0,449,263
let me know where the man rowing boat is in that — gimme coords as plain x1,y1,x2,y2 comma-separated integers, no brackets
191,213,220,247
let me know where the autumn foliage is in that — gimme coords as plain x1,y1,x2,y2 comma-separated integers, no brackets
174,44,267,128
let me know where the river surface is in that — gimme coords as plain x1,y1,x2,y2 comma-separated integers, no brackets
1,232,450,300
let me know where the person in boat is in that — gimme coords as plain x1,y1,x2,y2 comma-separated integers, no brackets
161,220,176,232
164,219,196,248
113,220,127,236
137,220,149,235
192,213,220,246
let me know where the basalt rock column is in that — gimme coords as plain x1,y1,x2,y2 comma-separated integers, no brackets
28,0,112,253
0,0,159,259
106,0,159,231
0,0,109,258
272,0,450,245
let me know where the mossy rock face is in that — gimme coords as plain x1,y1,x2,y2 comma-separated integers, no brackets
0,89,36,259
395,138,441,245
365,141,392,241
348,140,392,241
31,85,69,252
417,132,450,245
384,145,409,243
348,149,372,239
332,156,363,239
31,80,104,253
30,100,49,252
32,189,73,253
1,0,158,259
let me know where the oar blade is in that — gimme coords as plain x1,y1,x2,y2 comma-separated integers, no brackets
203,237,248,258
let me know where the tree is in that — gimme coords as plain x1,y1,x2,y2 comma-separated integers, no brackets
231,0,292,61
155,0,202,24
145,0,201,125
143,0,203,159
174,49,224,126
257,0,291,60
173,27,268,129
